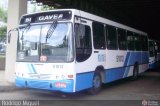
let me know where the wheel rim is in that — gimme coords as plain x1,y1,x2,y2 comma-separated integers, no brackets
93,75,101,88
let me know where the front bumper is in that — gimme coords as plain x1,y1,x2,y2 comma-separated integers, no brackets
15,77,74,93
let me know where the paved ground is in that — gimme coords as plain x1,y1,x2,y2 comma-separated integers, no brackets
0,71,9,86
0,70,160,106
0,71,26,92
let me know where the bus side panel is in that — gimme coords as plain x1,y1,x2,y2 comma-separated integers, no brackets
76,72,94,92
149,57,156,69
105,51,146,69
139,64,149,73
105,51,147,70
74,51,149,91
16,77,74,92
123,52,148,67
104,51,149,83
141,52,149,65
105,67,126,83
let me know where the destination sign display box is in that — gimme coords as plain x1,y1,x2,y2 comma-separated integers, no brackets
20,11,72,25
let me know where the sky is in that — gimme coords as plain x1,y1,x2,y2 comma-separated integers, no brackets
0,0,8,10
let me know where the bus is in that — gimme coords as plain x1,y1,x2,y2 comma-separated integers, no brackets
149,39,160,69
10,9,149,94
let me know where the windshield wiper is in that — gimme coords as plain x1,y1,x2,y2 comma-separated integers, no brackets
21,23,31,40
45,20,58,43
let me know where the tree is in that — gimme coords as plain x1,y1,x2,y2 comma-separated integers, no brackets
41,5,55,11
0,7,7,22
0,7,7,42
0,26,7,42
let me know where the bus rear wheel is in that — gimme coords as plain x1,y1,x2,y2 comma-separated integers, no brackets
88,71,102,95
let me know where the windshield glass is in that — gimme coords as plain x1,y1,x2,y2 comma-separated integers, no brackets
17,22,73,62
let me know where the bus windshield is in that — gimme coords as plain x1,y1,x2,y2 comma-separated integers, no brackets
17,22,73,62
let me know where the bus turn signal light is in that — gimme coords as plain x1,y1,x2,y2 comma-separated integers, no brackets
68,75,74,78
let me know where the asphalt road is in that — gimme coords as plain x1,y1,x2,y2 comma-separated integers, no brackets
0,70,160,106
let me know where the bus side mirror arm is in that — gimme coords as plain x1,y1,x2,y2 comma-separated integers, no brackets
8,28,18,44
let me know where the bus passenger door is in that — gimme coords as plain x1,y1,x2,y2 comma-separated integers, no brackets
74,17,95,73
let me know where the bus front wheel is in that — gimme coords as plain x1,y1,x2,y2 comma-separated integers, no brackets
88,71,102,95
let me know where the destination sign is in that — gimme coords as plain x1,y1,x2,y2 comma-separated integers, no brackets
20,11,72,25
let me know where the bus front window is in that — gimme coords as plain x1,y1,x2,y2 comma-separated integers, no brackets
17,23,73,62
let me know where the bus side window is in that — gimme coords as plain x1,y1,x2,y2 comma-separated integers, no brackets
117,28,127,50
127,31,135,51
134,33,141,51
106,25,118,50
92,22,105,49
75,23,92,62
142,36,148,51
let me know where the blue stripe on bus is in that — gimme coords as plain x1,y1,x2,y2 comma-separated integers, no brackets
27,64,37,74
76,72,94,91
105,67,126,83
30,64,37,74
142,52,149,64
16,77,74,93
75,68,127,91
76,67,129,91
27,64,34,73
127,52,141,65
124,52,130,66
124,52,149,66
123,67,130,78
123,52,149,77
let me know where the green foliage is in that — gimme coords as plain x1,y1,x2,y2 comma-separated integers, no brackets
0,7,7,42
0,26,7,41
41,5,55,11
0,7,7,22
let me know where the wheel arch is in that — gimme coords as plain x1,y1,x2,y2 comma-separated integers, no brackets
94,65,105,83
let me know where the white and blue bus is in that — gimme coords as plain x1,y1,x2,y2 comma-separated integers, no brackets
13,9,149,94
149,40,160,69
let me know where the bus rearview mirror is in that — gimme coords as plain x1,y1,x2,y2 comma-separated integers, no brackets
8,28,18,44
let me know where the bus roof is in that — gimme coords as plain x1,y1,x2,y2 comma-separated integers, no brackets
20,9,147,36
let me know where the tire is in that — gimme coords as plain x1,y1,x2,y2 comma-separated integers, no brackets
131,64,139,80
88,71,102,95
